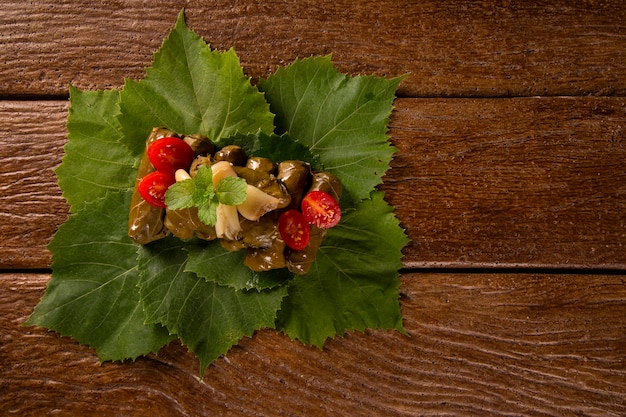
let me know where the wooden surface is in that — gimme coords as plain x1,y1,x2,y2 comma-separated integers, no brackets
2,1,625,416
3,272,625,416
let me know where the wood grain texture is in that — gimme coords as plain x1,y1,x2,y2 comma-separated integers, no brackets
1,0,626,98
3,2,626,414
0,101,68,268
2,272,624,416
1,98,625,269
387,96,626,269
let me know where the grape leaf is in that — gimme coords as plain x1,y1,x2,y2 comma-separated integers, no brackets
25,190,174,361
217,131,321,168
117,10,274,158
57,86,136,212
137,237,287,375
255,132,321,168
216,131,264,156
184,240,291,290
29,11,408,373
259,56,405,203
276,192,408,347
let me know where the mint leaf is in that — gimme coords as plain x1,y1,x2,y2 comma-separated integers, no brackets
165,165,247,226
216,176,247,205
259,56,405,202
164,179,196,209
184,240,290,290
137,237,287,375
117,10,274,158
197,202,217,226
58,86,136,212
192,164,214,200
25,190,174,361
276,192,408,347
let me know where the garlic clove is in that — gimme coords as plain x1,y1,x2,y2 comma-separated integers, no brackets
215,203,241,240
237,184,280,221
211,160,238,188
175,168,192,182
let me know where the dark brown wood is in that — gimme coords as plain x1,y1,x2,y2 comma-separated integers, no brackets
3,1,626,414
2,0,626,98
2,98,625,269
0,101,68,269
386,96,626,269
2,272,624,416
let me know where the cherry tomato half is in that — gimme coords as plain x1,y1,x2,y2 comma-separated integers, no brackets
137,171,176,208
300,190,341,228
147,137,195,174
278,209,311,251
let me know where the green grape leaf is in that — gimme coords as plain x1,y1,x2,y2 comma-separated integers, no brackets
137,237,287,375
25,190,174,361
31,11,408,374
216,131,320,168
57,86,136,212
216,131,264,156
259,56,405,202
184,240,291,291
255,132,321,168
117,10,274,158
276,192,408,347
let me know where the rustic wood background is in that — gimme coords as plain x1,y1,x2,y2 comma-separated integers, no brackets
1,1,625,415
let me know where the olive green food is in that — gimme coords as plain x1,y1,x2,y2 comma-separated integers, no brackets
128,127,178,244
128,128,341,274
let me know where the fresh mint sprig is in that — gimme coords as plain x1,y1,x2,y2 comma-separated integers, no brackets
165,165,247,226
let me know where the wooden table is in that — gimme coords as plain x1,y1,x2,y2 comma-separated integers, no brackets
2,1,625,415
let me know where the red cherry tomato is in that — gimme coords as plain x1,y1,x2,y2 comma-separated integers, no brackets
147,137,195,174
301,190,341,228
137,171,175,208
278,209,311,251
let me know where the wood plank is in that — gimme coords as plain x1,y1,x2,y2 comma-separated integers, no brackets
0,101,67,268
1,97,625,269
2,272,624,416
386,96,626,269
2,0,626,98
